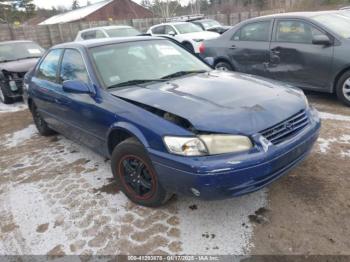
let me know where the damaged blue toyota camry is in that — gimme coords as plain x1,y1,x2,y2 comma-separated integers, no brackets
23,37,321,207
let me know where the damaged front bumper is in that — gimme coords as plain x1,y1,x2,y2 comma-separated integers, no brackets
1,79,24,99
148,108,321,200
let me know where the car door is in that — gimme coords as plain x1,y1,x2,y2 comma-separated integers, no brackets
226,20,272,77
30,49,66,131
268,19,334,89
58,48,106,152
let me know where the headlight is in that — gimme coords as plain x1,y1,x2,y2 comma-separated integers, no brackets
163,136,207,156
9,80,18,91
192,38,204,42
199,135,253,155
164,135,253,156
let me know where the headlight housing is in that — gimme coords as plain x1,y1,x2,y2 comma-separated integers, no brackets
164,135,253,156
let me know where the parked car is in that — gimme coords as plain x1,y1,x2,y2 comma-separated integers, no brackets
200,10,350,106
75,25,141,41
0,40,44,104
191,18,231,34
147,22,219,53
24,37,320,207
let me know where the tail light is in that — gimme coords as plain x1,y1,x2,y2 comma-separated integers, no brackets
199,42,205,54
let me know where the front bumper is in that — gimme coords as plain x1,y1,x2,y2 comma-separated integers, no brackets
148,108,321,200
1,80,23,99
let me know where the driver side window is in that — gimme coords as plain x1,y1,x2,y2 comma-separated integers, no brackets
60,49,89,83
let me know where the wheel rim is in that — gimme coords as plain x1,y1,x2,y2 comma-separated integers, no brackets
118,155,156,200
343,78,350,101
0,88,4,102
215,65,229,71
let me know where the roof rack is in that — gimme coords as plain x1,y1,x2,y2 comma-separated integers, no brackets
165,14,205,22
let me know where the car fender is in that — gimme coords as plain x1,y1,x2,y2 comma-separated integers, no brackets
107,121,150,149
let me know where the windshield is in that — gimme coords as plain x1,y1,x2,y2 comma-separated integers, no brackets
313,13,350,38
106,27,141,37
90,40,210,88
0,42,44,62
174,23,203,34
200,20,221,30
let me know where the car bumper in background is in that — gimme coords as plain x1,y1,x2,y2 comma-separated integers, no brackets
148,107,321,200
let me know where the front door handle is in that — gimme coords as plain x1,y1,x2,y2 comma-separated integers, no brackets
229,45,237,49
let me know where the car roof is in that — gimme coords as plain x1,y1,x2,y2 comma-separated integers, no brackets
53,36,165,49
254,10,347,20
152,21,191,27
79,25,134,33
0,40,34,45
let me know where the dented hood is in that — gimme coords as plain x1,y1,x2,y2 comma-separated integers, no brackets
0,58,39,73
111,71,307,135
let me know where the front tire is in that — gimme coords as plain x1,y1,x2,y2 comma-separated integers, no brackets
31,103,56,136
215,61,233,71
111,138,172,207
0,85,13,104
336,70,350,106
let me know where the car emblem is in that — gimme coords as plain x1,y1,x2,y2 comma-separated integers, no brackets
285,121,294,131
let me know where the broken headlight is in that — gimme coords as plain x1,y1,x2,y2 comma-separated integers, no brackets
164,135,253,156
9,80,18,91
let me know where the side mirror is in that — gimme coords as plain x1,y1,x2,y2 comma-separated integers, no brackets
168,31,176,36
62,80,91,94
204,57,215,67
312,35,331,46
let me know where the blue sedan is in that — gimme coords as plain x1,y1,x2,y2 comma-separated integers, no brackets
24,37,321,207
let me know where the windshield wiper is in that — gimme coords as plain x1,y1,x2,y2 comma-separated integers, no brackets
15,56,41,61
161,70,208,79
107,79,168,89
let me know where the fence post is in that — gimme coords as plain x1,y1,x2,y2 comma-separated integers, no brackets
58,24,64,43
47,25,54,46
7,24,14,40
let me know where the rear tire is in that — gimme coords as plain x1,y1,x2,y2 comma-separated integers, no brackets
31,103,56,136
0,85,13,104
215,61,233,71
336,70,350,106
111,138,172,207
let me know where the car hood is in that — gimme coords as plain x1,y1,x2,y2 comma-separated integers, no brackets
111,71,307,135
0,58,39,73
182,31,220,40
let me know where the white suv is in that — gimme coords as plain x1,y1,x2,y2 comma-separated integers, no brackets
75,25,141,41
147,22,219,53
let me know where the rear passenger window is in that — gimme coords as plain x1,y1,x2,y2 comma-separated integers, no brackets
276,20,325,44
60,49,89,83
234,21,271,42
37,49,62,82
152,26,165,34
81,30,105,40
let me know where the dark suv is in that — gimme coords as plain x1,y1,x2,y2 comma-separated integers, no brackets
200,10,350,106
0,40,44,104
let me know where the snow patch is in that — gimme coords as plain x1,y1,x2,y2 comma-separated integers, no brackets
7,184,68,255
317,138,337,153
177,191,267,255
0,102,27,113
319,112,350,122
2,125,37,148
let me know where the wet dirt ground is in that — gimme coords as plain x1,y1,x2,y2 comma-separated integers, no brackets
0,93,349,255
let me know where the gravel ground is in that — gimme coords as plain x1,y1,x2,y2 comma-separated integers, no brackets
0,92,349,255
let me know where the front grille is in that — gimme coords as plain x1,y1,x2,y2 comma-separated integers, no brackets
260,110,309,145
